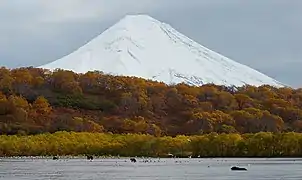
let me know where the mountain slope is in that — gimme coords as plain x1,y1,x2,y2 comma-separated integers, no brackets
38,15,284,87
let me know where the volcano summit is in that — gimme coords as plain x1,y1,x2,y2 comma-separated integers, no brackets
39,15,284,87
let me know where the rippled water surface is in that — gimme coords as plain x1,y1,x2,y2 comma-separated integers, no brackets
0,158,301,179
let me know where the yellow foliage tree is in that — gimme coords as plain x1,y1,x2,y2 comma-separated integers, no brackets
32,96,52,114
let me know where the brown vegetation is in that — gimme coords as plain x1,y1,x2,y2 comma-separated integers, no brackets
0,67,301,136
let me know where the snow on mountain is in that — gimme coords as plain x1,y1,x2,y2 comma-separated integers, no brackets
38,14,285,87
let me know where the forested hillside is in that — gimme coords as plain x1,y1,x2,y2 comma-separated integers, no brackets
0,67,301,136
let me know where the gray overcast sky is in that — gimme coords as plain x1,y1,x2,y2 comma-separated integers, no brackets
1,0,301,87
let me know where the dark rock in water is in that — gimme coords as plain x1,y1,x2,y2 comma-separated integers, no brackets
130,158,137,162
52,156,59,160
231,166,247,171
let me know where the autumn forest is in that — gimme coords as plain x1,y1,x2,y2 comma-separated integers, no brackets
1,67,302,157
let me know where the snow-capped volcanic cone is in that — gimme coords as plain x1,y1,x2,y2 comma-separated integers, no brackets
38,15,284,87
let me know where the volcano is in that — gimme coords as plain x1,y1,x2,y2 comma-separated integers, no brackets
38,15,284,87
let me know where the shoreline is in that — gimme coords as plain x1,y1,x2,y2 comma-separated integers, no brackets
2,132,302,158
1,156,302,159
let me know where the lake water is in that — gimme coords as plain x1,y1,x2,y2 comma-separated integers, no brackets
0,158,301,179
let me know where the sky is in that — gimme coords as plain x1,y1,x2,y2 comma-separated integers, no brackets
1,0,301,87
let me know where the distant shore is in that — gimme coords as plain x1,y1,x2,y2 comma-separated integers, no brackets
1,131,302,157
1,156,302,159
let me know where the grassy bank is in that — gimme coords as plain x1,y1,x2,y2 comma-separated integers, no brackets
1,131,302,157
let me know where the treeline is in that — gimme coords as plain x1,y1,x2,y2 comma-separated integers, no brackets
0,67,302,136
1,132,302,157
